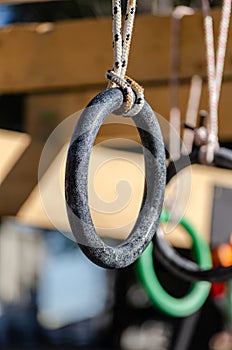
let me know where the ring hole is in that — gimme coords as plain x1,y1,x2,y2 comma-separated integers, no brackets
88,114,145,246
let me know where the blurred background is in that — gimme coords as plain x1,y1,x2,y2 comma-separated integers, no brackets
0,0,232,349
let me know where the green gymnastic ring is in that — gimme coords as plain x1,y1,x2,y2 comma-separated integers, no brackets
136,211,212,317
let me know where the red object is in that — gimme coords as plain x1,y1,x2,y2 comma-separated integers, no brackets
209,244,232,299
210,282,226,299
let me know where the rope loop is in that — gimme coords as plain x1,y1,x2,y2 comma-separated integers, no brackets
106,0,144,117
125,75,144,112
106,70,144,116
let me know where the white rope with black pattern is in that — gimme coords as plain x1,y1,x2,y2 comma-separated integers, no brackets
201,0,231,163
105,0,144,117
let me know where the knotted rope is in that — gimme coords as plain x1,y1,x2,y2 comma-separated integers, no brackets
106,0,144,116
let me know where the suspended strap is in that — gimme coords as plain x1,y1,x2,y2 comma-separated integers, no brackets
181,75,203,155
105,0,144,117
202,0,231,163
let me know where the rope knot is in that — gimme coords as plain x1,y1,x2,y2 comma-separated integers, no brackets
106,69,144,116
106,0,144,117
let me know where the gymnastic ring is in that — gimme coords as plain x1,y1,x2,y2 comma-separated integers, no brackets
153,220,232,282
65,88,166,269
155,148,232,282
136,211,212,317
167,147,232,184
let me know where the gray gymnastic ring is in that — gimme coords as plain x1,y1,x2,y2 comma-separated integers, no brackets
65,88,166,268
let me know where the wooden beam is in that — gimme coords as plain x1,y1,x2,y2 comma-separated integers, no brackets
0,129,30,185
0,0,61,3
0,140,45,216
0,8,231,93
24,81,232,141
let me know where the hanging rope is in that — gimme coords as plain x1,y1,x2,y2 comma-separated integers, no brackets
202,0,231,163
106,0,144,116
169,6,194,161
